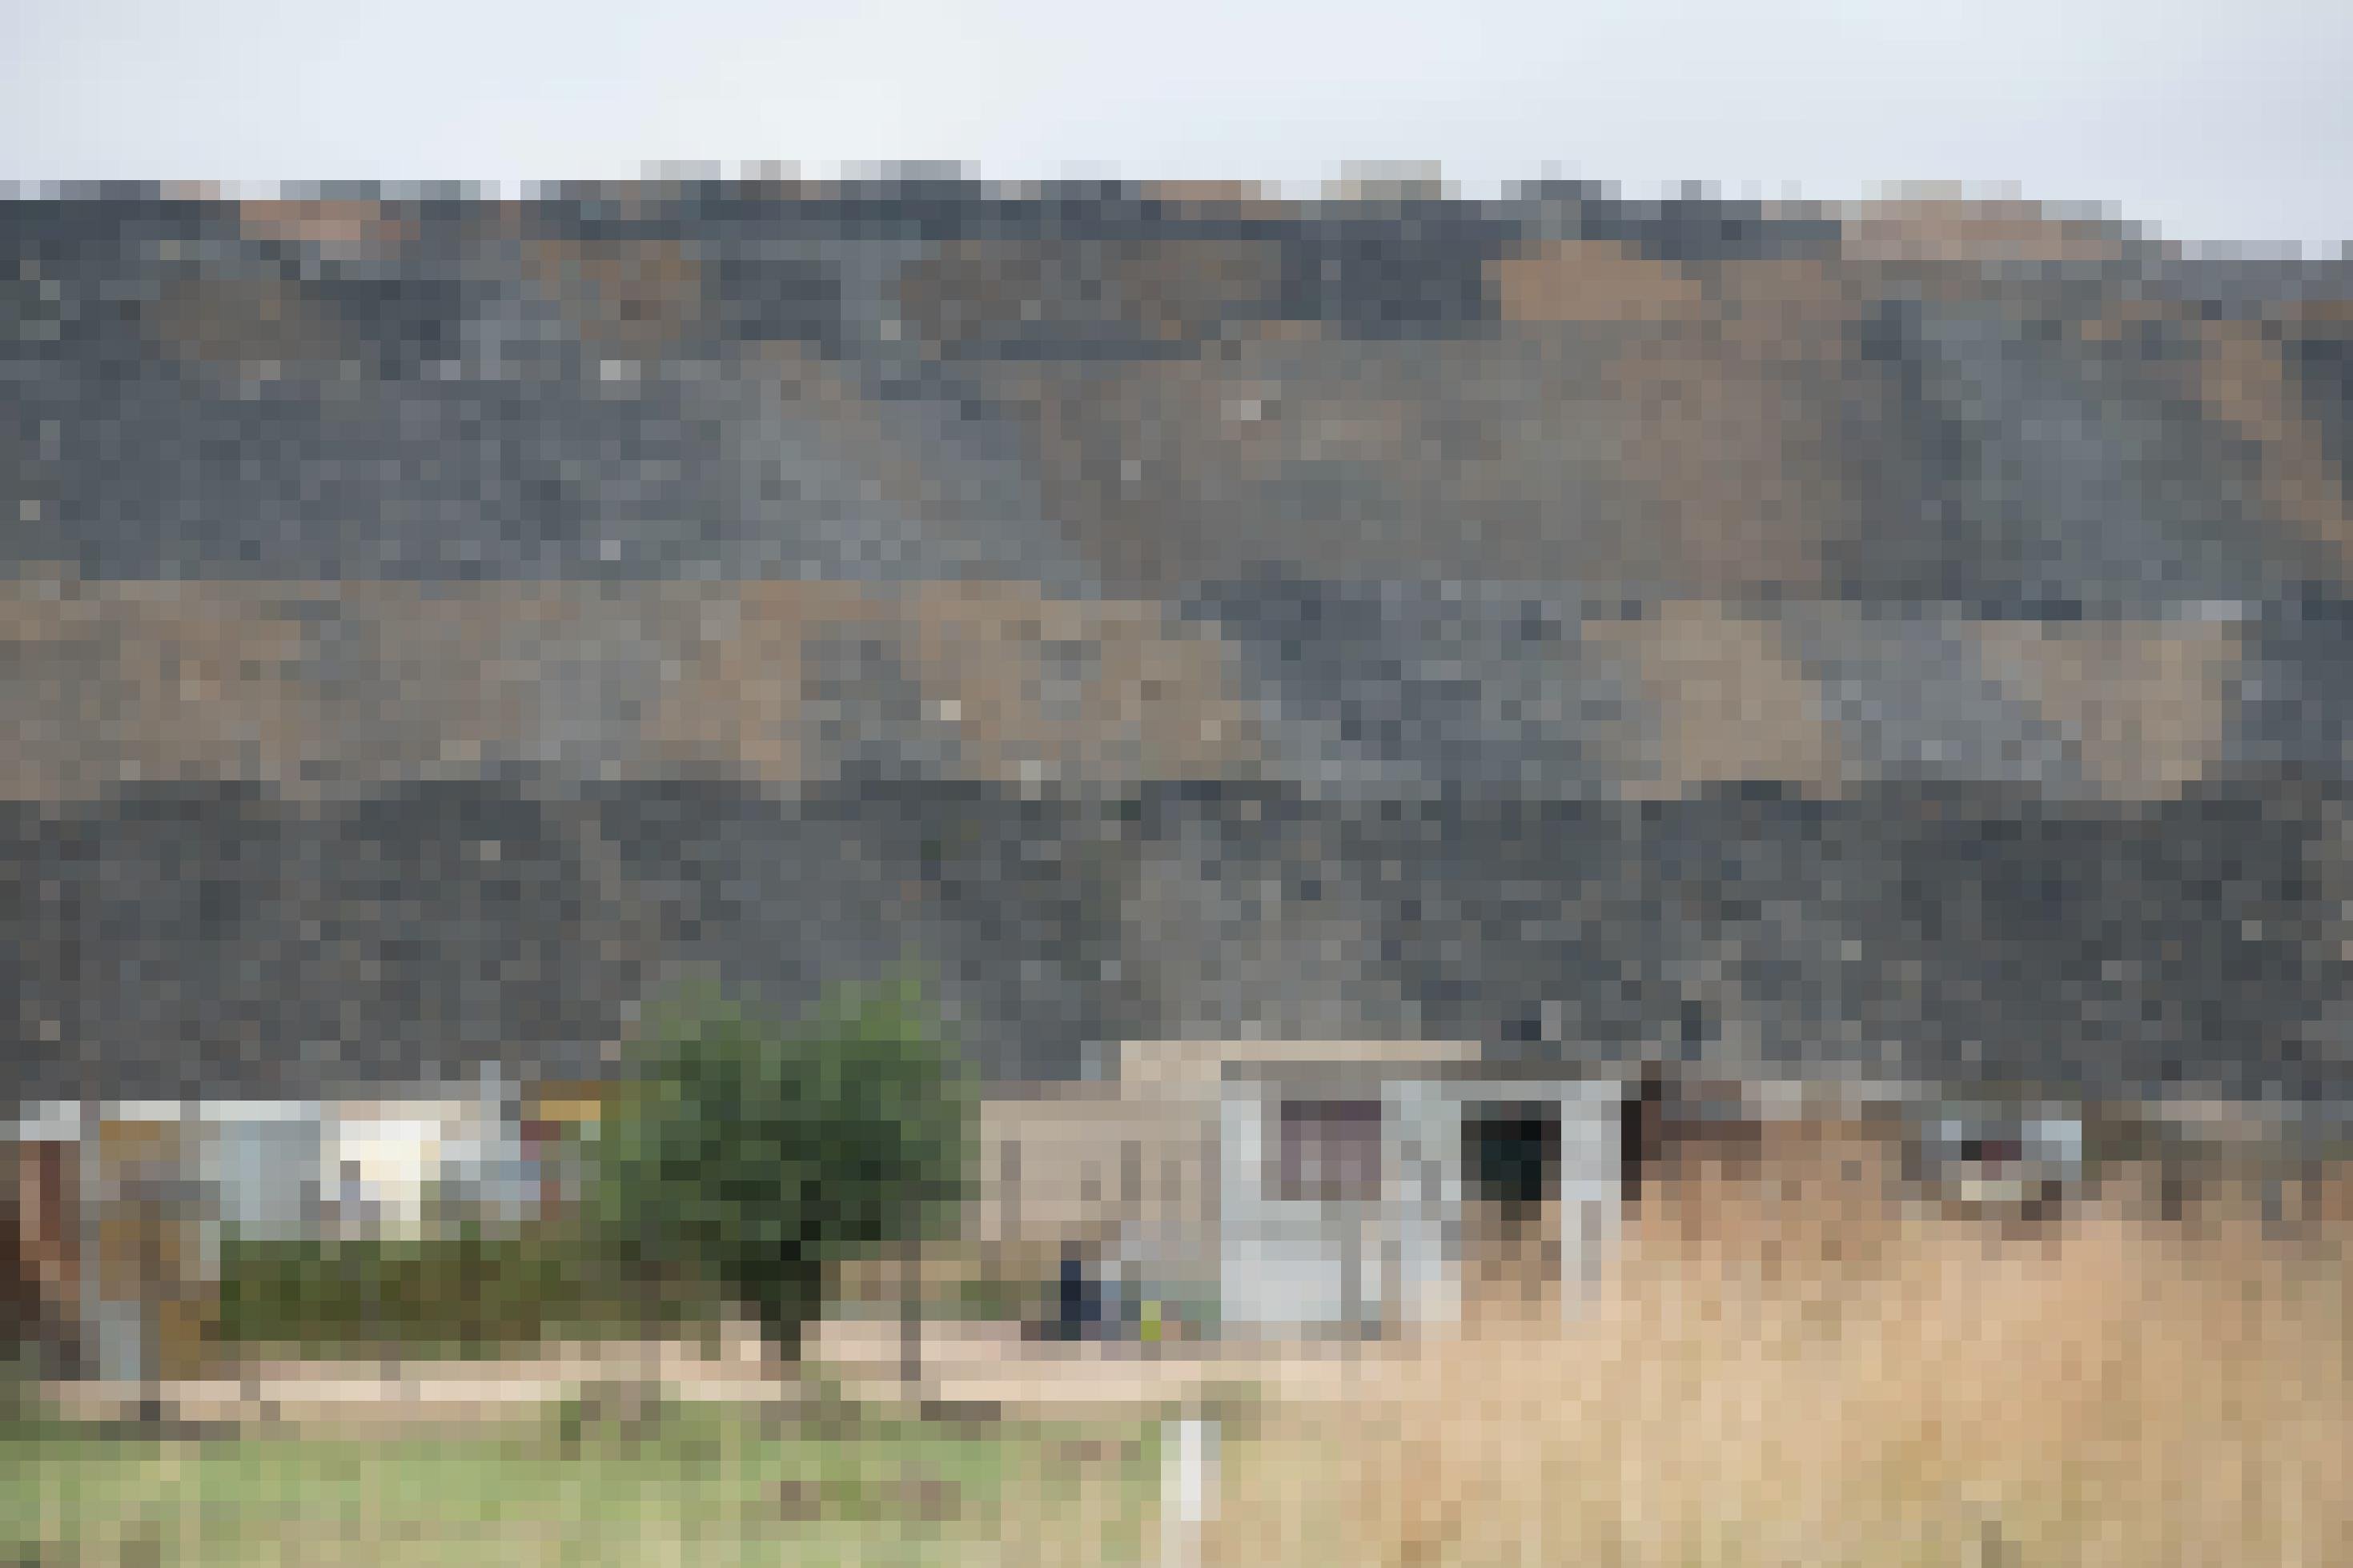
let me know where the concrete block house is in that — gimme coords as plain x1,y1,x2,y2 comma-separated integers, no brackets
1211,1051,1628,1336
974,1041,1637,1341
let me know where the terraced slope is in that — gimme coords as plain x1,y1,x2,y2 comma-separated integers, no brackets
6,182,2351,1109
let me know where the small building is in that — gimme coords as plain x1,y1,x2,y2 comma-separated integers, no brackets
1115,1041,1634,1338
970,1083,1222,1337
4,1067,557,1382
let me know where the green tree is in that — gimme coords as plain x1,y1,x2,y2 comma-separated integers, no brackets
592,973,974,1357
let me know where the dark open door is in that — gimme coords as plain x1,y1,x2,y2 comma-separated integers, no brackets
1463,1102,1562,1317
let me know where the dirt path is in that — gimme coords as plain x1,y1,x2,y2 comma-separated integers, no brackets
41,1318,1407,1430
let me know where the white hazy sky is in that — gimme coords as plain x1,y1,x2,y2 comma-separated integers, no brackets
4,0,2346,254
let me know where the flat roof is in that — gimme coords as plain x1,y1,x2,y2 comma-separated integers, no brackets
1219,1058,1636,1094
1121,1038,1481,1091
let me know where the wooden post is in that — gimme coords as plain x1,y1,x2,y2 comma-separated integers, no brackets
1002,1137,1022,1245
899,1220,922,1402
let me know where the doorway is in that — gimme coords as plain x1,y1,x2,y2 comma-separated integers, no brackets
1464,1102,1562,1318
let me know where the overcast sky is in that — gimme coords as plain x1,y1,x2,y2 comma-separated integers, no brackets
5,0,2346,254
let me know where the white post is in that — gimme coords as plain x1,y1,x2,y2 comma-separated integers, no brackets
1160,1414,1219,1568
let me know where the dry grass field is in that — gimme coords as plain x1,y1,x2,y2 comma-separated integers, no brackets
1206,1137,2352,1568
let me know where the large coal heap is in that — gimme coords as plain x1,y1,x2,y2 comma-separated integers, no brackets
6,182,2352,1109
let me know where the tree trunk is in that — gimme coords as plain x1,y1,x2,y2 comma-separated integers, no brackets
899,1233,922,1399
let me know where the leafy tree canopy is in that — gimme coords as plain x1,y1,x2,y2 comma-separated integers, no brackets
592,969,974,1353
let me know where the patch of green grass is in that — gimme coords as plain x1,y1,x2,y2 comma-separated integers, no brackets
0,1404,1161,1566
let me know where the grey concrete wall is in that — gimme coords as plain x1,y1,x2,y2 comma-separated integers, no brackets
1216,1073,1624,1335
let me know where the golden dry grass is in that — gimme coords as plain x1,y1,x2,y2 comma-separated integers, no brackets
1207,1153,2351,1568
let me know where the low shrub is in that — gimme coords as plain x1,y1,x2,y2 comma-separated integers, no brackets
215,1225,721,1357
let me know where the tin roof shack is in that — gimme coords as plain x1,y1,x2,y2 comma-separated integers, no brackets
6,1080,547,1383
